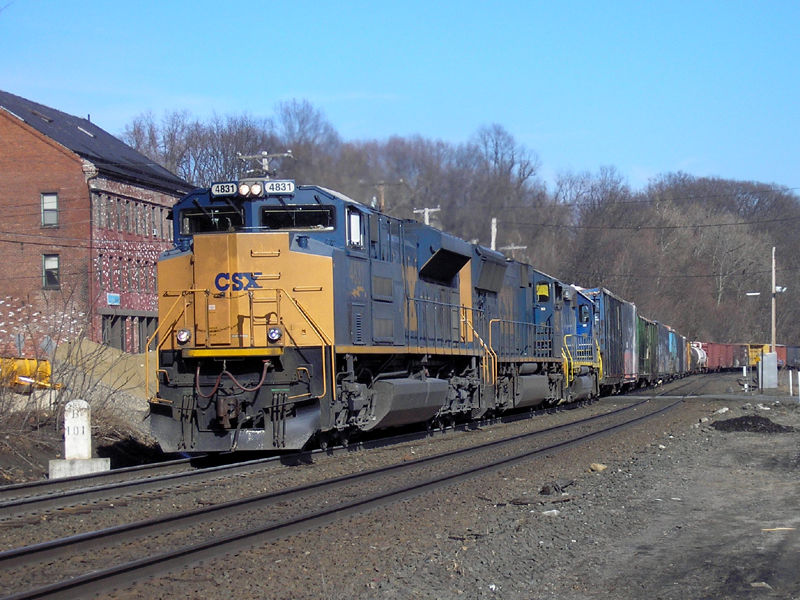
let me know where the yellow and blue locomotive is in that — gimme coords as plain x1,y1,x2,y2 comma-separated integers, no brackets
147,178,601,451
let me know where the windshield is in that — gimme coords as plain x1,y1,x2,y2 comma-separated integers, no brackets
261,206,335,230
180,207,244,235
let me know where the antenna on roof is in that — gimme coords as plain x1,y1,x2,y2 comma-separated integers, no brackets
236,150,294,180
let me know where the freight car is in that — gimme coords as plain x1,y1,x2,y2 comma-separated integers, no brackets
786,346,800,369
584,288,637,394
582,289,695,394
697,342,749,371
689,342,707,372
147,178,602,452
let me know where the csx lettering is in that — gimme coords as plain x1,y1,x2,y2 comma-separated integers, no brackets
214,272,263,291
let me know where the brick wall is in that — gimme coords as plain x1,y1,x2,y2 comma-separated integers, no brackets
0,111,91,357
0,111,183,357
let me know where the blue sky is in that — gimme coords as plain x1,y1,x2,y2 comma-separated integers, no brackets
1,0,798,190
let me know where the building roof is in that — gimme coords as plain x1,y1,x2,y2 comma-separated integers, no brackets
0,89,191,196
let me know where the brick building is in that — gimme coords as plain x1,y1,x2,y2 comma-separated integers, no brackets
0,90,191,357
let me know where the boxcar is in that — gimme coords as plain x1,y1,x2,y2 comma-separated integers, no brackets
637,315,658,386
786,346,800,369
585,288,637,393
776,345,787,367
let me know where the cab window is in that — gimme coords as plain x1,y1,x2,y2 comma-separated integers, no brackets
261,205,336,230
180,207,243,235
348,208,365,248
536,282,550,303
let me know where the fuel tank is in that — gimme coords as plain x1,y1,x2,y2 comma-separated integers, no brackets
364,377,449,430
516,374,550,408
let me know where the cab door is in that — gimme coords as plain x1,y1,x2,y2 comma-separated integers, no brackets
532,276,556,358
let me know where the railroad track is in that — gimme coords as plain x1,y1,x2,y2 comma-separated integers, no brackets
0,374,704,523
0,453,294,519
0,455,197,504
619,373,713,399
1,396,683,600
0,392,605,519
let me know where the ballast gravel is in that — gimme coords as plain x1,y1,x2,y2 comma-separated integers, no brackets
101,373,799,600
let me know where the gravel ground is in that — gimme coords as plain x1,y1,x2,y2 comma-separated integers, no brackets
101,373,799,600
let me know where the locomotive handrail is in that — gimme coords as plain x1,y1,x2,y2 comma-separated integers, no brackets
488,318,553,359
146,287,336,404
563,334,597,367
562,334,602,387
561,344,575,385
596,339,603,381
461,314,494,385
145,292,197,399
409,296,468,351
272,288,335,403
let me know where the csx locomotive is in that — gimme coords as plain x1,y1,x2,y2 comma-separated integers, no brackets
148,178,602,451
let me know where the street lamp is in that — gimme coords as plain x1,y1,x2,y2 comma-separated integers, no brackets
769,247,788,353
745,246,786,353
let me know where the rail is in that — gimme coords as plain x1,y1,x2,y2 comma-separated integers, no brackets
1,397,679,599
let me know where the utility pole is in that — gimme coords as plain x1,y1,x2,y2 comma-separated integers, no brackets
771,245,776,353
413,205,440,226
500,243,527,256
359,179,407,212
491,217,526,255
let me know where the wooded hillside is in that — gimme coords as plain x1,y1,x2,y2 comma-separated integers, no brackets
123,101,799,345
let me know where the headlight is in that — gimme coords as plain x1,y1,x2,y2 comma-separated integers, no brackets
249,182,263,196
238,183,251,196
267,327,283,343
176,329,192,344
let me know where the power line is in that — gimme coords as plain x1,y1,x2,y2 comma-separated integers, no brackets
571,266,800,281
499,214,800,231
458,185,800,210
0,230,172,251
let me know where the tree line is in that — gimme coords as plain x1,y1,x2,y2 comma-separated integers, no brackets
122,100,800,345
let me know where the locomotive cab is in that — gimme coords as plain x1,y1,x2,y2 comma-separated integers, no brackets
150,180,345,451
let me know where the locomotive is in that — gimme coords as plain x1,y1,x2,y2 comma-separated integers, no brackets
147,177,602,452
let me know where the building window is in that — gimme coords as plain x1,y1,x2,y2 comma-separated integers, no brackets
43,254,60,289
122,199,130,231
107,197,116,230
41,193,58,227
97,254,104,289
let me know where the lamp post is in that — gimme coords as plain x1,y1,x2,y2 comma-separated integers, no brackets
746,247,785,351
769,246,789,353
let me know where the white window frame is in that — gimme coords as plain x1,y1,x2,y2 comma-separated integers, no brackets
347,208,365,249
43,254,60,289
41,193,58,227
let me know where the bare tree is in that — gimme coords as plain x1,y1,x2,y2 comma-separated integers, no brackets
119,103,800,345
